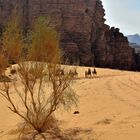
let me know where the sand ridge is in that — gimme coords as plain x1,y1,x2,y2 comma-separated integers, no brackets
0,66,140,139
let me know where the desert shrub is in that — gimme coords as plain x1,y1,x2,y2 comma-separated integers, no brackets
0,16,78,140
2,15,22,64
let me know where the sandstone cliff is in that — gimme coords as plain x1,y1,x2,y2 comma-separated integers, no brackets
0,0,137,70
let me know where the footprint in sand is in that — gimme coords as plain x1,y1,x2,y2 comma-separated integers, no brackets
0,130,4,133
95,118,113,125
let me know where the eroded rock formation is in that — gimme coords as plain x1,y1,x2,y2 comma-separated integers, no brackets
0,0,137,70
93,27,136,70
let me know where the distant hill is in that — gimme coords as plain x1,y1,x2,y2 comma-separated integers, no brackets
129,42,140,53
127,34,140,53
127,34,140,45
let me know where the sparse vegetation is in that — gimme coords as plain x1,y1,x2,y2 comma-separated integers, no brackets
0,16,78,140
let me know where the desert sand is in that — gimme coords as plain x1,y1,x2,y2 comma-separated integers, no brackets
0,66,140,140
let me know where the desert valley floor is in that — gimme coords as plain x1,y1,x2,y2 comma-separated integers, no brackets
0,66,140,140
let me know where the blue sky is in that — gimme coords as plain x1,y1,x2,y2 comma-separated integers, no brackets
102,0,140,35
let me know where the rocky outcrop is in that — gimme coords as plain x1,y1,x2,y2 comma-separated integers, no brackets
0,0,137,70
93,27,136,70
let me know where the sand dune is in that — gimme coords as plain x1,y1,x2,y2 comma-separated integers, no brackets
0,66,140,139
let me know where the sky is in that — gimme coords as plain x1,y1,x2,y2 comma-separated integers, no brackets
102,0,140,35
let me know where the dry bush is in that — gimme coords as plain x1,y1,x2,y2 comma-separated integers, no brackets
0,16,78,140
0,54,6,74
2,15,22,64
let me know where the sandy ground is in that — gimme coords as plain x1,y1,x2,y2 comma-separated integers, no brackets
0,66,140,140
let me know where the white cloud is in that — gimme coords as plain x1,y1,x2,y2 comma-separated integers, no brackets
102,0,140,35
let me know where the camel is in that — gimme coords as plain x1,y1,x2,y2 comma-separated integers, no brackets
85,68,92,78
92,68,97,77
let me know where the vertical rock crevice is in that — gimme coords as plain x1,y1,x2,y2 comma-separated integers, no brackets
0,0,137,70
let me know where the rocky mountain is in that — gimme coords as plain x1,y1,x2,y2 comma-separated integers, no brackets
127,34,140,45
0,0,138,70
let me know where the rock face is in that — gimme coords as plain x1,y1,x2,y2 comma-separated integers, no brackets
93,27,136,70
0,0,137,70
135,53,140,71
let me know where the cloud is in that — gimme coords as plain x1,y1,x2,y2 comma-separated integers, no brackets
102,0,140,35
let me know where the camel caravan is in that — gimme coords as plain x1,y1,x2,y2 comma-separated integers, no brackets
48,68,78,80
48,67,97,80
52,67,97,79
6,66,98,82
85,68,97,78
